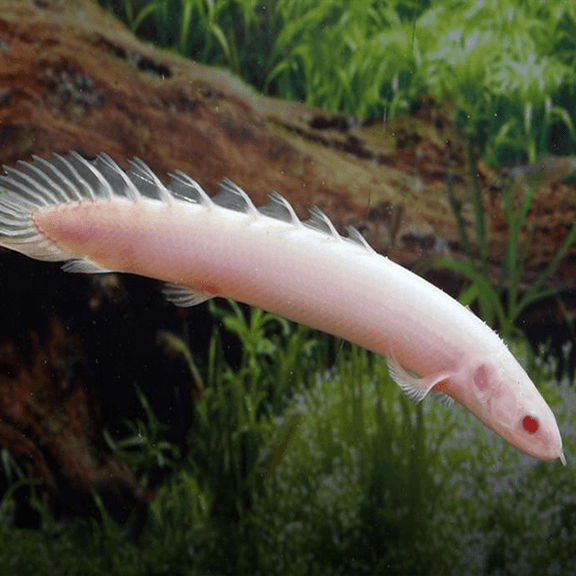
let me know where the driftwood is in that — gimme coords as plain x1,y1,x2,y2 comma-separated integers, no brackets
0,0,575,525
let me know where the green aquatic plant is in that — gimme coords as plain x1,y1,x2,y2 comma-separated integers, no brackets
100,0,284,87
1,300,576,574
432,151,576,341
99,0,576,164
187,299,320,572
254,344,455,575
256,414,304,480
103,386,180,487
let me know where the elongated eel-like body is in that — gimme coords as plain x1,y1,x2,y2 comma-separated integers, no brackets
0,152,564,463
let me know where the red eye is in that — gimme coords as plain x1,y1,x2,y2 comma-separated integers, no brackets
522,415,539,435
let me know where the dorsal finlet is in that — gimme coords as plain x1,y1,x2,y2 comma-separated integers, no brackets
128,157,172,203
3,163,57,206
1,152,374,256
96,153,141,202
346,226,376,252
64,151,99,201
69,151,115,201
213,178,258,215
258,191,301,226
167,170,213,206
52,153,93,202
304,205,341,239
29,155,80,203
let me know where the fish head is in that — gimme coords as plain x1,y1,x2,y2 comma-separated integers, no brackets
454,349,564,463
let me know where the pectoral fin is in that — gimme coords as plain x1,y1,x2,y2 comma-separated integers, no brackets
386,356,451,404
162,283,215,307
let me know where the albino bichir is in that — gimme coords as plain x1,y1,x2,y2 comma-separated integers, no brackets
0,152,565,464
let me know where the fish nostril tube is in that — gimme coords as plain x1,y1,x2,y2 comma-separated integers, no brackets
474,365,489,390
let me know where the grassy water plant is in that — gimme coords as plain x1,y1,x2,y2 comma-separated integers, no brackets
253,345,456,575
103,386,181,488
98,0,576,164
1,302,576,574
184,299,323,573
430,149,576,341
99,0,285,89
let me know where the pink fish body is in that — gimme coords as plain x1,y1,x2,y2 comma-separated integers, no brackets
0,152,564,463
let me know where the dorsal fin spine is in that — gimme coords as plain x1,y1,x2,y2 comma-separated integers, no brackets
52,154,85,202
99,153,141,202
26,157,65,202
129,158,172,203
7,164,55,206
1,152,375,256
263,191,302,227
54,153,92,201
31,155,79,203
216,178,259,216
346,226,376,252
305,206,342,240
69,151,102,201
168,170,213,207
